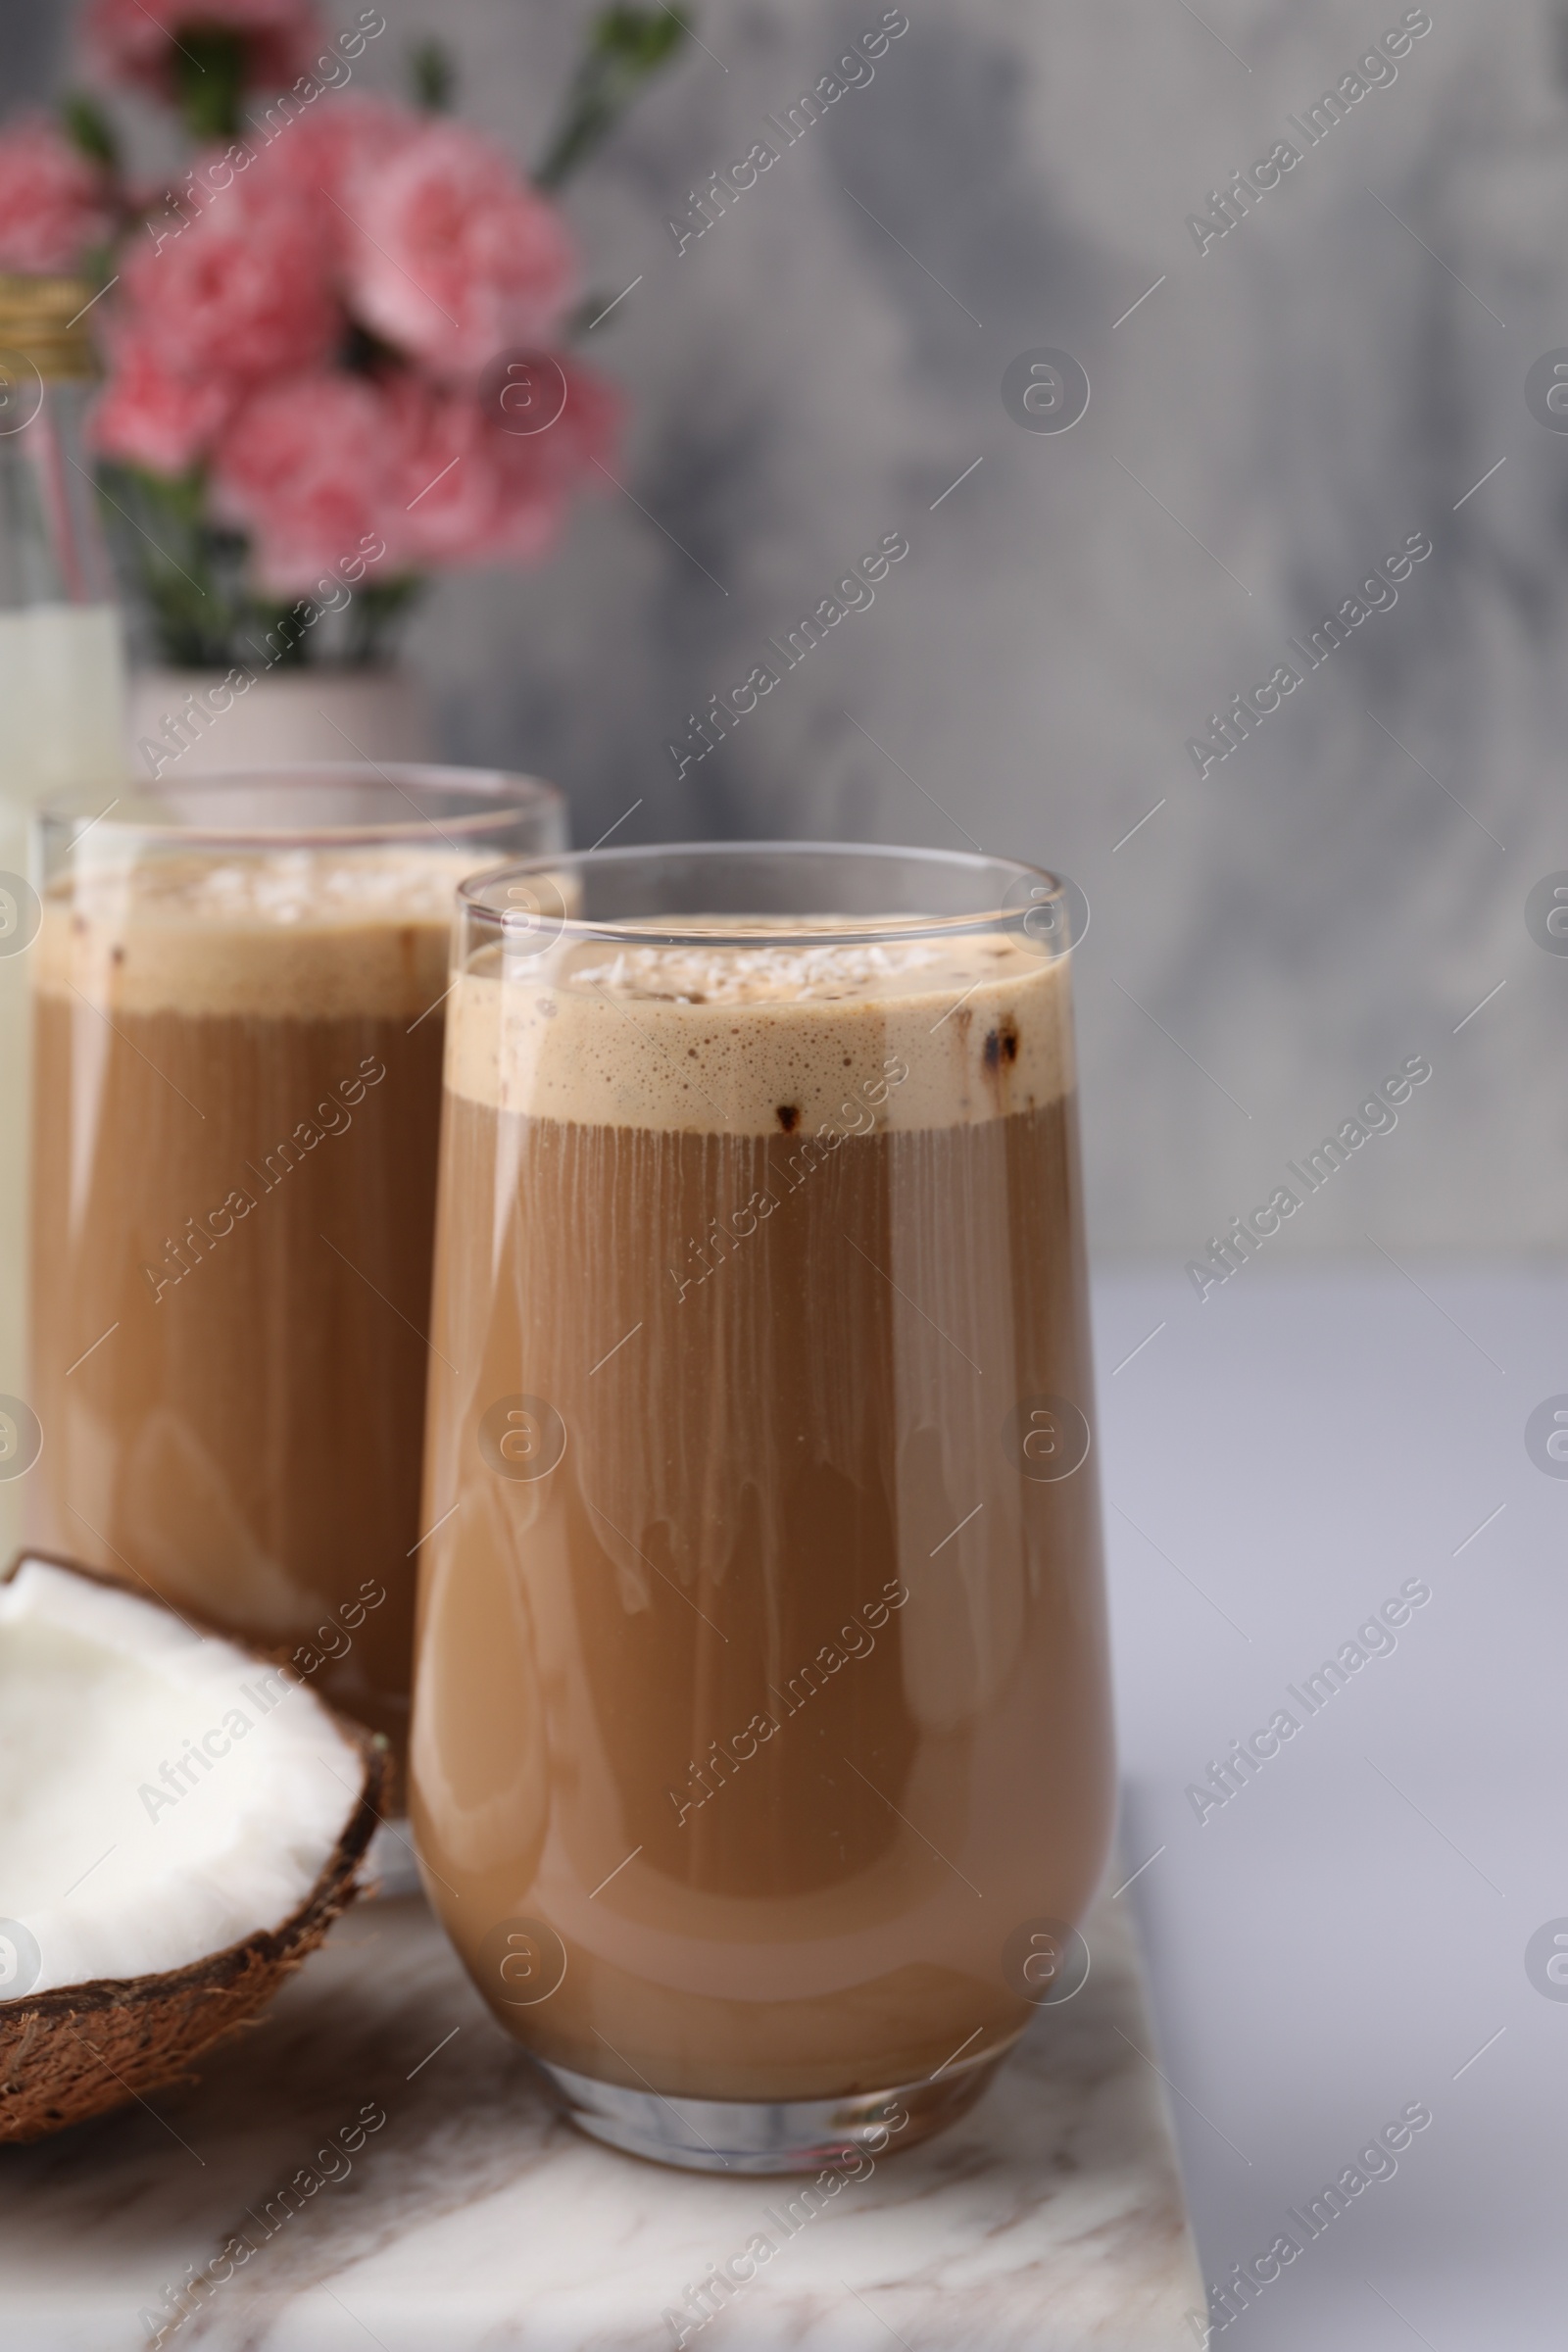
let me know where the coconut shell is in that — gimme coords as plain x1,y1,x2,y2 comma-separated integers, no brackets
0,1553,387,2143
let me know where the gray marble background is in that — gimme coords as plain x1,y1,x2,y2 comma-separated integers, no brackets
22,0,1568,1254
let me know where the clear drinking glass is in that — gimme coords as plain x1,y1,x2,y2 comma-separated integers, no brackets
412,842,1113,2172
26,766,565,1775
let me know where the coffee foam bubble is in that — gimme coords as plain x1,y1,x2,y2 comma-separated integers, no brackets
33,846,481,1021
445,924,1074,1134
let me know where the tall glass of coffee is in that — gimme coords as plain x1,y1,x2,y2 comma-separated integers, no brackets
27,767,564,1770
413,843,1113,2171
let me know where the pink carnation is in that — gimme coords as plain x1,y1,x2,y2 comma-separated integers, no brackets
480,408,616,567
120,161,336,386
489,357,622,555
0,116,114,272
86,0,322,99
342,122,575,377
390,359,620,569
511,358,621,490
211,371,395,591
90,325,237,473
211,357,617,591
379,377,512,568
264,94,415,229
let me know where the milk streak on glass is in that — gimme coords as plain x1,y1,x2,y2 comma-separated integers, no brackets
414,922,1113,2105
28,848,478,1754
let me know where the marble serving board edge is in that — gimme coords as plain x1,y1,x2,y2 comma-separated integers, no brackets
0,1844,1205,2351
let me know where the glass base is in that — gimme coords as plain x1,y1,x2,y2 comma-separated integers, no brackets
534,2036,1016,2174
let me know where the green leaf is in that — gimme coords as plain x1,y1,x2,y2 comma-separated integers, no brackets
410,37,456,113
594,6,690,72
343,576,425,665
95,462,427,670
170,27,248,145
95,462,220,667
534,7,691,191
60,92,120,172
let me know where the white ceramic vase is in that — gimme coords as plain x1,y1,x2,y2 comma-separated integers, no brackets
125,664,435,777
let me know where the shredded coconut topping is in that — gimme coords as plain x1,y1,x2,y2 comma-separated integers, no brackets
68,846,477,931
567,933,974,1006
34,846,482,1019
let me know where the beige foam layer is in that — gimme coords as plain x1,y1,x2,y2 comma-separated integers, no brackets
445,927,1074,1134
32,847,481,1020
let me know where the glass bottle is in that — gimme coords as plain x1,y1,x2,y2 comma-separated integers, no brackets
0,274,126,1557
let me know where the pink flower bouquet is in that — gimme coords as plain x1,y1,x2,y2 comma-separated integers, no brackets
0,2,685,664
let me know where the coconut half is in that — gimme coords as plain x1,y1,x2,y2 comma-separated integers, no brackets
0,1552,382,2142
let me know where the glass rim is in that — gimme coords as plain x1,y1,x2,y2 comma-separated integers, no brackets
460,839,1069,952
36,762,563,852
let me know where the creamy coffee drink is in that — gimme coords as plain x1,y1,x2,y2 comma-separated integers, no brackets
413,908,1112,2128
28,844,484,1759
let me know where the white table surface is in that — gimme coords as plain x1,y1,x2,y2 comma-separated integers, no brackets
3,1261,1552,2347
1097,1259,1561,2350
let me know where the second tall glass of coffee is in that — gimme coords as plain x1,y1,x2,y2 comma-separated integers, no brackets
414,844,1113,2170
28,767,564,1770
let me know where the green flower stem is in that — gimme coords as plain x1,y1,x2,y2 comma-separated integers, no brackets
534,7,690,190
96,465,423,671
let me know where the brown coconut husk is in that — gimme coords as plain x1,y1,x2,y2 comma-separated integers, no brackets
0,1552,386,2143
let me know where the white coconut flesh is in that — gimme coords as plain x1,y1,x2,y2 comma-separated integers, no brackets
0,1559,366,1998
